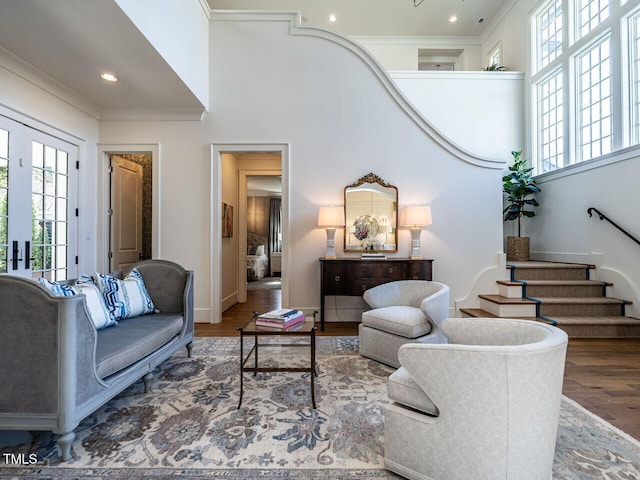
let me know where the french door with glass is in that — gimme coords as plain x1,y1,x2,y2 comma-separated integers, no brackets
0,115,78,280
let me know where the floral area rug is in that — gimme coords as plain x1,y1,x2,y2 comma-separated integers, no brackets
1,336,640,480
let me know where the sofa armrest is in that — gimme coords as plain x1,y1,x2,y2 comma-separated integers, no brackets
0,276,101,422
127,260,194,336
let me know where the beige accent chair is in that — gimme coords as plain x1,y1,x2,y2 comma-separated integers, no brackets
359,280,450,367
384,317,568,480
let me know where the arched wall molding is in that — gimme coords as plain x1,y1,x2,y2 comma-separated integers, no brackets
210,10,506,170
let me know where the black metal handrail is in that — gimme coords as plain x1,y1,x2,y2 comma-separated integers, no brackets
587,207,640,247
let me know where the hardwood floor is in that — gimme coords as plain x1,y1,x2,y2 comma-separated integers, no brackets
196,288,640,440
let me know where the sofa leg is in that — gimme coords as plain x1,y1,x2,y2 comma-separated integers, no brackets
186,341,193,358
142,372,153,393
57,431,75,462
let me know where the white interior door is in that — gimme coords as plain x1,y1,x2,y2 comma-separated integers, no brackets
110,155,143,271
0,115,78,280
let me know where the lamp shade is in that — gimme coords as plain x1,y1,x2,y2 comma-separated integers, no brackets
400,205,432,227
318,206,345,227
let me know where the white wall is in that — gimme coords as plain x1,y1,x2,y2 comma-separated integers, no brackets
97,12,509,321
114,0,210,108
0,48,100,274
480,0,538,72
390,71,524,160
354,36,482,71
209,15,506,316
221,153,238,311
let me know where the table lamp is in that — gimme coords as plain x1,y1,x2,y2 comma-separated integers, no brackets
318,206,345,259
400,205,432,259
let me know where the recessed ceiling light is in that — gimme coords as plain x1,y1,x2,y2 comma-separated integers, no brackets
100,72,118,82
448,15,458,23
329,14,337,22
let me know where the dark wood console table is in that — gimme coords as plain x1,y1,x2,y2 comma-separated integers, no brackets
319,257,433,331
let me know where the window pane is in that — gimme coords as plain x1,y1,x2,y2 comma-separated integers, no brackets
576,0,610,40
538,71,564,172
31,141,72,278
0,129,8,159
577,37,613,162
631,12,640,145
0,245,6,274
32,168,43,194
32,142,43,168
538,0,563,69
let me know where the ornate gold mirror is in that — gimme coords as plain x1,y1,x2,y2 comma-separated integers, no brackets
344,173,398,253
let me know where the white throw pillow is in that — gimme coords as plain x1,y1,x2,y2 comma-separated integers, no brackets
74,275,117,330
94,268,156,322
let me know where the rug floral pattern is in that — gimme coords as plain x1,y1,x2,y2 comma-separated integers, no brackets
2,337,640,480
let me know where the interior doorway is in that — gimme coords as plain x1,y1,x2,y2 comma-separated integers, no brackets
245,174,282,291
98,145,160,275
214,145,288,323
108,154,152,271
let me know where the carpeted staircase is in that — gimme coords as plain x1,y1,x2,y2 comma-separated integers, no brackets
461,261,640,338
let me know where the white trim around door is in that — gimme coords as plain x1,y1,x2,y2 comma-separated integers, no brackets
97,144,161,274
210,143,290,324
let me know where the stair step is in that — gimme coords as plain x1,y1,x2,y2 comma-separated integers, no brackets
508,261,594,281
460,308,538,321
545,316,640,338
496,281,525,298
534,297,629,317
478,295,537,317
460,310,640,338
522,280,611,298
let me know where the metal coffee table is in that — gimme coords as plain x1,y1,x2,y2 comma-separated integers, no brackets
237,313,318,409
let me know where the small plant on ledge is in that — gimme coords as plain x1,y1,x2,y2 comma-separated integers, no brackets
503,150,541,261
484,63,508,71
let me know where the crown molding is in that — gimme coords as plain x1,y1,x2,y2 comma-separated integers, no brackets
99,107,206,121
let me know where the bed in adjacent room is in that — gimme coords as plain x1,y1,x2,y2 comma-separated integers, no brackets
247,232,269,281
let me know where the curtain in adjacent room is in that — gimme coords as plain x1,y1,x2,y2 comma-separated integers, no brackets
269,198,282,256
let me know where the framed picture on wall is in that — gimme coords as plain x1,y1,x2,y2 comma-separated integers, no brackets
222,202,233,237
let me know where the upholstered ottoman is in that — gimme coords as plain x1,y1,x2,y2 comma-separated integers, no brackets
358,280,450,368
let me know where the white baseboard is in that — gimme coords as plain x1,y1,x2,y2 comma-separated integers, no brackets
530,251,591,264
194,308,213,324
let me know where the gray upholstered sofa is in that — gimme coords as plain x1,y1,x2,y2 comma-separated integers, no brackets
0,260,194,462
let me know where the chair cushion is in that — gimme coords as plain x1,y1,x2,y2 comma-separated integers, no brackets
388,367,439,416
96,313,183,379
362,306,431,339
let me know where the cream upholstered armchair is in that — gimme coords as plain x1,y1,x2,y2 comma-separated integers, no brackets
359,280,449,367
384,317,569,480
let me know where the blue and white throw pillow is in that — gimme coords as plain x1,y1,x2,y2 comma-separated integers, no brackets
94,268,156,322
37,277,77,297
37,276,114,330
74,275,117,330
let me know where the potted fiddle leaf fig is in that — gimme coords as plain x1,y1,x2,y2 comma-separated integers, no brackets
503,150,541,261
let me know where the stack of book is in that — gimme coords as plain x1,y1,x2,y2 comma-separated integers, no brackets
255,308,306,329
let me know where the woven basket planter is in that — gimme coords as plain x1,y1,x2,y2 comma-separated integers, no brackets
506,236,530,262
